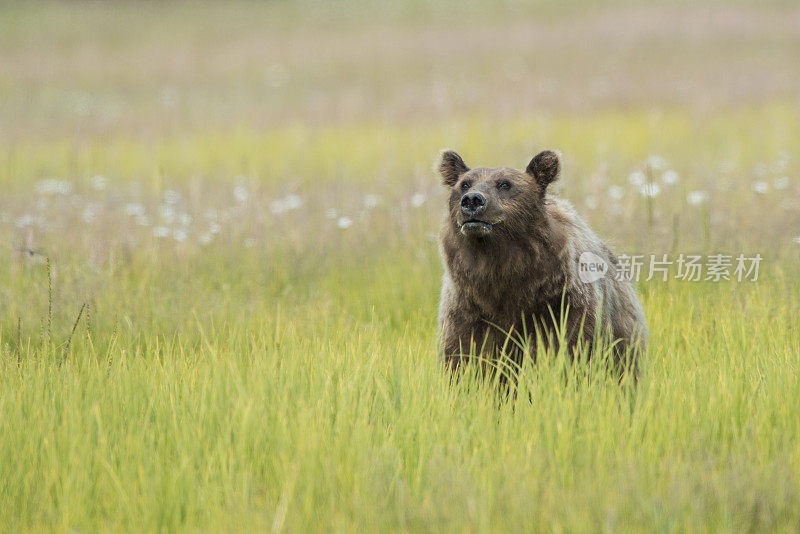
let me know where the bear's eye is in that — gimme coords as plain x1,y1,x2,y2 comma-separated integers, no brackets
460,181,471,190
497,181,511,190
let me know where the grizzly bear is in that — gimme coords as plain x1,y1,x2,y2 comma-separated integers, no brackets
436,149,647,377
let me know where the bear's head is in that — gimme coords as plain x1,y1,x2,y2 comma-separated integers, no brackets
437,149,561,242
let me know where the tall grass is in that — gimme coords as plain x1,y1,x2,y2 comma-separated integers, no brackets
2,104,800,531
1,246,799,531
2,1,800,530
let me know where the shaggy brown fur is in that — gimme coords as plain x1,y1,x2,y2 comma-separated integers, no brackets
436,149,647,377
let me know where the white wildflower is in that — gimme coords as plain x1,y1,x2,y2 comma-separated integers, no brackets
751,181,769,195
269,194,303,215
608,185,625,200
627,171,645,188
325,208,338,219
125,203,146,217
584,195,598,209
163,189,181,205
269,200,286,215
686,191,709,206
82,204,97,224
14,215,34,228
35,178,72,196
208,222,221,234
91,175,108,191
773,151,790,173
198,233,213,245
410,193,427,208
284,194,303,210
161,204,176,223
774,176,790,190
639,183,661,198
173,229,188,242
793,236,800,244
661,170,680,185
153,226,170,238
233,185,249,203
337,216,353,229
646,155,666,171
363,194,381,209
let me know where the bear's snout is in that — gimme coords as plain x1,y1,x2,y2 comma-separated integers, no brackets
460,192,487,217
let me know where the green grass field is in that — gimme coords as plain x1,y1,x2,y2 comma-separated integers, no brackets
2,1,800,532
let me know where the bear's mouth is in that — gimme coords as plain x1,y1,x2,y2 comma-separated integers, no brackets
460,220,501,237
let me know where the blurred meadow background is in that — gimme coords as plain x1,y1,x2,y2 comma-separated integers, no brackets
1,1,800,531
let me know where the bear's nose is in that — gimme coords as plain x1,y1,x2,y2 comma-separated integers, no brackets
460,192,487,216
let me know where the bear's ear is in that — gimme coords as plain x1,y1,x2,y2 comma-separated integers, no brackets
437,149,469,187
525,150,561,190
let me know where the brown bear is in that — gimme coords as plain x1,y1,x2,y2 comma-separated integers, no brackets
436,149,647,378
